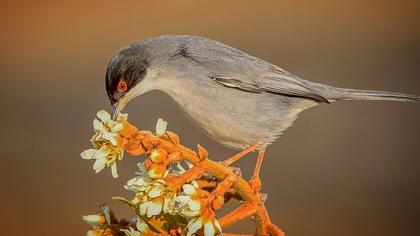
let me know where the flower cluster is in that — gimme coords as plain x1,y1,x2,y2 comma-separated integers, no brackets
81,110,127,178
83,205,150,236
82,111,222,236
82,110,283,236
120,161,221,236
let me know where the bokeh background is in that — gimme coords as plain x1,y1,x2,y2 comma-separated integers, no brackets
1,1,419,235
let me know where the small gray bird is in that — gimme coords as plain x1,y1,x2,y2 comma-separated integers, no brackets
105,35,419,187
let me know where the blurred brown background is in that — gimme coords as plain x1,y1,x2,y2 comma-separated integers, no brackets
1,0,419,235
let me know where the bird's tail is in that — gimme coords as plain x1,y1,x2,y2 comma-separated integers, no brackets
311,83,420,103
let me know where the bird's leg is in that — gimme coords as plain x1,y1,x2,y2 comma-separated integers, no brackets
222,144,259,166
249,148,266,192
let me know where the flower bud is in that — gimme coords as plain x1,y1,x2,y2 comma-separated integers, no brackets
149,148,168,164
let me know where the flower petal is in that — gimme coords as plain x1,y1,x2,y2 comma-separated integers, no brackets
176,163,186,173
139,202,149,216
111,123,124,132
117,150,124,160
136,162,147,176
175,195,191,204
214,220,222,233
93,149,107,160
182,210,201,217
191,180,199,189
204,221,215,236
111,162,119,178
163,197,170,213
136,218,149,233
155,118,168,135
188,200,201,211
187,218,203,236
82,215,103,229
147,201,163,217
125,177,146,191
81,149,96,160
148,185,163,198
185,160,194,169
93,119,106,133
97,110,111,123
182,184,197,196
101,132,118,145
93,158,107,173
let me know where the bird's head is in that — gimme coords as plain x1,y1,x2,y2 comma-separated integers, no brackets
105,45,152,119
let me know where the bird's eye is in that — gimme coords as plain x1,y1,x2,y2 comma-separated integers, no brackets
117,80,128,92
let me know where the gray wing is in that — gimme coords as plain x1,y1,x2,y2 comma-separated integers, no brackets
209,73,329,103
179,36,330,103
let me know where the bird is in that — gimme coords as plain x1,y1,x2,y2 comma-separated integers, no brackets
105,35,419,189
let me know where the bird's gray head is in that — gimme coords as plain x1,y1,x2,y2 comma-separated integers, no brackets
105,44,151,119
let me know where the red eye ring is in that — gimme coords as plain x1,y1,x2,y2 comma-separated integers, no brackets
117,80,128,92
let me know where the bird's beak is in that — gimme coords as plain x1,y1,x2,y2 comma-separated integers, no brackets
111,95,130,120
111,103,120,120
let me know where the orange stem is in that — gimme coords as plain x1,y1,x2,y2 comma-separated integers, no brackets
118,121,283,236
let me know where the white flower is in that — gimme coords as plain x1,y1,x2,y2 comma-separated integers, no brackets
81,143,123,178
123,161,203,219
125,175,151,193
155,118,168,135
125,164,169,217
81,110,127,178
175,183,201,217
186,217,222,236
92,110,125,145
136,179,168,217
124,163,153,192
139,199,163,217
124,162,204,218
163,194,178,215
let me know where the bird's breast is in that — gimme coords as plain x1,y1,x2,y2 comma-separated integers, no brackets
158,76,317,150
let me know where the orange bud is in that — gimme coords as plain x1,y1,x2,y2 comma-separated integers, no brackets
149,148,168,164
144,159,153,169
141,138,154,150
148,163,167,179
167,131,180,145
126,142,145,156
197,144,208,160
119,122,139,137
212,194,225,210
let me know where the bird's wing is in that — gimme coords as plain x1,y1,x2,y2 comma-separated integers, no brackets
179,36,329,103
209,72,329,103
256,73,329,103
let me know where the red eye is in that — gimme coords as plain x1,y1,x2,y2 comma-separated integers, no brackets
117,80,128,92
